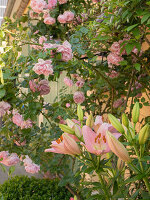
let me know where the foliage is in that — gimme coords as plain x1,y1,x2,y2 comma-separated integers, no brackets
0,0,149,199
0,176,72,200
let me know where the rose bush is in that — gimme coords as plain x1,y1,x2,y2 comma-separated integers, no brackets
0,0,149,199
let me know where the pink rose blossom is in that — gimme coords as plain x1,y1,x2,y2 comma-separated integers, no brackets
66,103,70,108
47,0,57,9
12,113,24,127
29,10,39,18
44,16,56,25
33,59,53,76
64,77,73,87
57,41,73,62
22,155,40,174
63,11,74,22
57,11,74,23
29,80,38,92
0,101,11,117
70,198,74,200
75,78,85,88
107,53,123,66
21,155,33,166
110,42,121,55
57,14,67,23
43,43,58,51
73,91,85,104
0,151,9,161
39,36,47,45
25,163,40,174
21,120,33,129
105,70,119,78
1,153,20,166
37,79,50,95
30,0,47,14
58,0,68,4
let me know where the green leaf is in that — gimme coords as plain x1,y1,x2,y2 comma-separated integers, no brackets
113,180,118,195
141,97,145,102
146,1,150,5
141,14,150,24
125,43,134,55
140,156,150,161
127,24,138,32
134,63,141,71
119,60,127,65
80,27,89,34
124,174,144,185
8,166,15,176
0,89,6,98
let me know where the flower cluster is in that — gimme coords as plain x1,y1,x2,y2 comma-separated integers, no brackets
45,114,123,157
0,101,11,117
0,151,20,166
33,59,53,76
29,79,50,95
22,155,40,174
30,0,74,26
12,111,32,129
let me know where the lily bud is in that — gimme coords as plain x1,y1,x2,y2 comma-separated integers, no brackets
74,196,77,200
132,102,140,124
59,124,75,135
77,104,83,122
106,131,131,162
86,113,94,128
66,119,75,128
139,124,149,145
108,114,124,134
117,158,125,171
122,113,129,128
73,124,82,138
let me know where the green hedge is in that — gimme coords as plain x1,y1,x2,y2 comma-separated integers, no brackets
0,176,72,200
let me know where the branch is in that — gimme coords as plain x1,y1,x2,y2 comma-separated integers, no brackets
123,70,135,113
79,52,108,60
56,173,81,200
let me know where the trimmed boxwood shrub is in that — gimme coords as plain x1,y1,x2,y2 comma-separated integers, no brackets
0,176,72,200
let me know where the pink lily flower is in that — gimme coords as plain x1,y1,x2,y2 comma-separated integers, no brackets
45,133,81,155
82,123,121,155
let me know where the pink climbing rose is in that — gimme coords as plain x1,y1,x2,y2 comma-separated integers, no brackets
29,80,38,92
58,11,74,23
12,113,24,127
30,0,47,14
33,59,53,76
39,36,47,45
25,163,40,174
0,101,11,117
73,91,85,104
38,79,50,95
44,16,56,25
107,53,123,66
58,0,68,4
0,153,20,166
64,77,73,87
47,0,57,9
57,41,73,62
